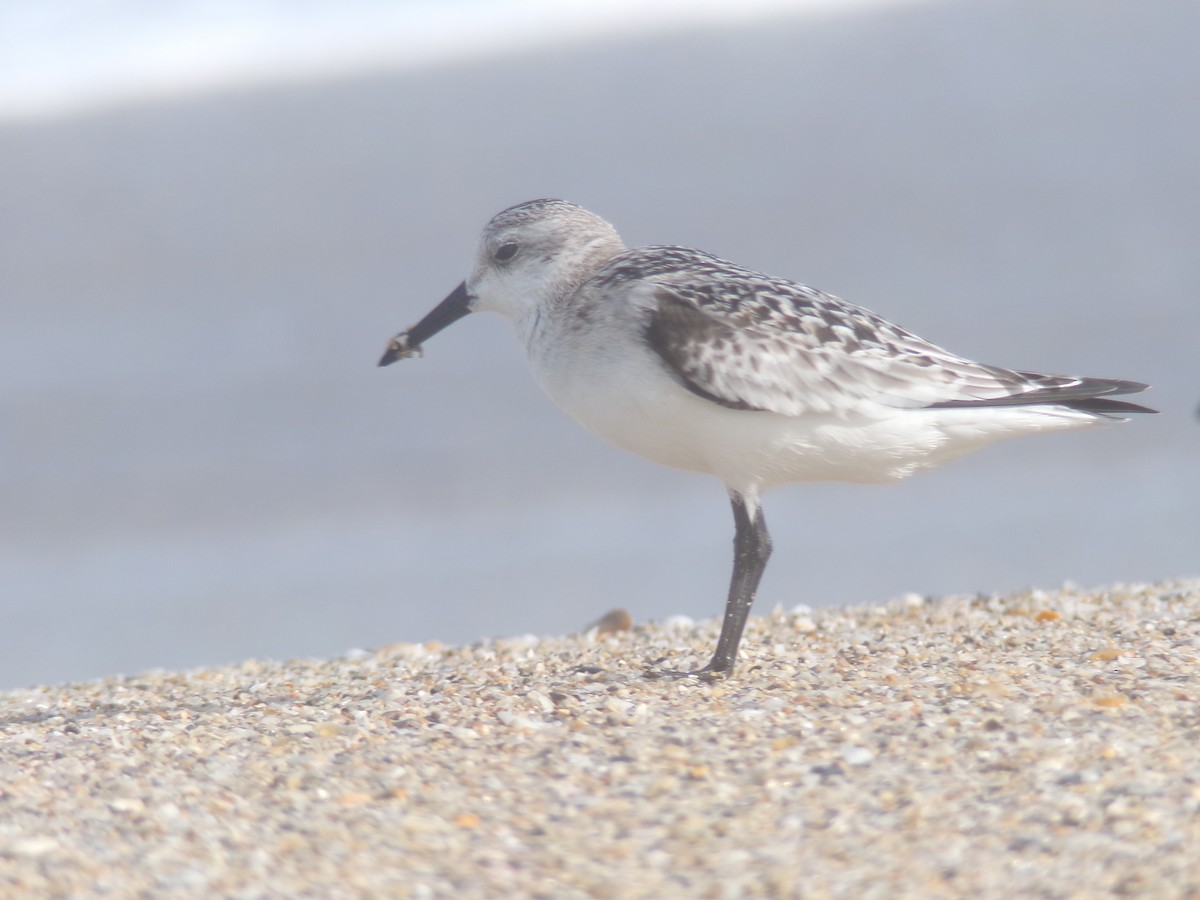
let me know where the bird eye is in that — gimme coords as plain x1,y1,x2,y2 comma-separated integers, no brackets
494,241,519,263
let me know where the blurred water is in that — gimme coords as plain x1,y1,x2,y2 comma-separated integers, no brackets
2,0,1198,689
0,0,878,119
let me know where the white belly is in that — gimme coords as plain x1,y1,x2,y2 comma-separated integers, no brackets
523,312,1102,497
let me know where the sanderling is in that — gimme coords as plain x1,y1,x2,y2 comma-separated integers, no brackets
379,199,1154,677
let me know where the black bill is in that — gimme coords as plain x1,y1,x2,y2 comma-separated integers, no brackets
378,281,473,367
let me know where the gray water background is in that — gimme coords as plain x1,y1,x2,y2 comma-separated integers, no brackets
3,0,1198,689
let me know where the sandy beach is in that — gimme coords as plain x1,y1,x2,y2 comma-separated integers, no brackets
3,580,1197,897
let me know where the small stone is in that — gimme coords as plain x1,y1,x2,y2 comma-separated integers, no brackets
5,836,59,858
841,746,874,766
589,609,633,635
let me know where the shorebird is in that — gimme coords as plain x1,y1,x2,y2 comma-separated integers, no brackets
379,199,1154,677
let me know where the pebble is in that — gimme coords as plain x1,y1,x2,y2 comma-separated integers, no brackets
588,608,634,635
1,580,1198,897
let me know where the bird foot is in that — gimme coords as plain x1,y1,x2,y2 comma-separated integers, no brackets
643,658,731,682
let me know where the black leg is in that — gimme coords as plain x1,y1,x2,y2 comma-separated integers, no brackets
650,491,772,679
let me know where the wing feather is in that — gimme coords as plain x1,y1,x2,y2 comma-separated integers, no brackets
622,248,1154,418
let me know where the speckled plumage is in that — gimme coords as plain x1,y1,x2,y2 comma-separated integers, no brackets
601,243,1148,419
380,199,1154,676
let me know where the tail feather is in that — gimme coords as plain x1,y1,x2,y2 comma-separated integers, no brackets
928,376,1156,416
1059,396,1158,416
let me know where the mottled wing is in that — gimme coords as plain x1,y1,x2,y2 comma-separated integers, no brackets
629,248,1153,417
643,289,861,415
